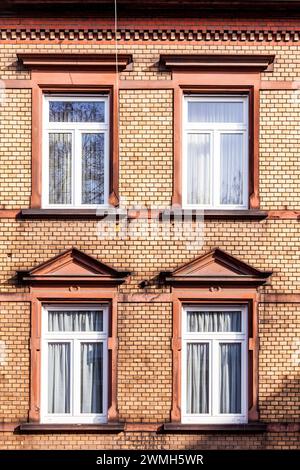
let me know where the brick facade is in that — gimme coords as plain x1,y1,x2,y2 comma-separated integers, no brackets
0,3,299,450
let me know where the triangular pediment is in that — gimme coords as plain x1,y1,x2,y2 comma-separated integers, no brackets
18,248,130,286
160,248,272,287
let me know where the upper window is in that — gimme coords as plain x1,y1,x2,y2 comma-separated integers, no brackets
182,304,248,424
183,95,248,209
43,95,109,208
41,304,108,424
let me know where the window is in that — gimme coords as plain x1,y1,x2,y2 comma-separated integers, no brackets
41,304,108,424
43,95,109,208
183,95,248,209
182,305,247,424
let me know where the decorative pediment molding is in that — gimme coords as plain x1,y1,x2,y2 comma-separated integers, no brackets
17,53,133,71
17,248,130,286
159,54,275,72
159,248,272,287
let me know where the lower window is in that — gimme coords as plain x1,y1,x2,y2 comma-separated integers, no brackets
182,305,247,424
41,304,108,424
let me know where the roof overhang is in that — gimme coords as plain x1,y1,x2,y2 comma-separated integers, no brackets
1,1,300,17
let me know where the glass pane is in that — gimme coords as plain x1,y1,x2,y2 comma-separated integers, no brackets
48,343,70,414
220,133,244,205
49,133,72,205
48,310,103,332
49,101,105,122
81,133,105,204
187,133,211,205
188,101,244,123
81,343,103,413
186,343,209,414
187,311,241,332
220,343,241,414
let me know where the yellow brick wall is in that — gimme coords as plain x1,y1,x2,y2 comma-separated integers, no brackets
2,42,300,81
0,430,298,449
0,33,299,450
259,303,300,422
119,90,173,207
0,219,299,293
260,90,300,210
0,89,31,208
118,303,172,422
0,302,30,423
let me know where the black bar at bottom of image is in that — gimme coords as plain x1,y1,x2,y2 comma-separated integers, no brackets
0,450,299,467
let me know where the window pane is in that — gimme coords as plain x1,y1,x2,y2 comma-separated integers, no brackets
187,343,209,414
48,310,103,332
187,133,211,205
188,101,244,123
81,343,103,413
187,311,241,332
81,133,105,204
220,343,241,414
49,101,105,122
49,133,72,205
220,133,243,205
48,343,70,414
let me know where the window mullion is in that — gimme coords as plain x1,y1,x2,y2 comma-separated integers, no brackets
74,129,81,207
211,339,219,418
214,131,221,208
102,337,108,418
73,338,80,417
104,130,109,205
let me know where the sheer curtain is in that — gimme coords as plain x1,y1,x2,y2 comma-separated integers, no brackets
187,311,241,332
48,343,70,414
48,310,103,332
49,133,72,205
81,343,103,413
187,134,210,205
188,101,243,123
187,343,209,413
82,133,104,205
47,310,103,415
220,343,241,413
186,310,242,415
220,133,243,205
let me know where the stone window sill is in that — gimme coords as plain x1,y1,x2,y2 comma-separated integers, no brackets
162,423,267,433
18,423,125,433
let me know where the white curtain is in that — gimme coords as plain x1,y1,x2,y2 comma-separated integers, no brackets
48,310,102,332
48,343,70,414
220,343,241,414
81,343,103,413
188,101,243,123
187,133,210,205
187,311,241,332
82,133,104,205
220,133,243,205
49,133,72,205
187,343,209,413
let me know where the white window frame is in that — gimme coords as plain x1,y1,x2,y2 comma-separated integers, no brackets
182,95,249,210
42,94,110,208
181,304,248,424
41,304,108,424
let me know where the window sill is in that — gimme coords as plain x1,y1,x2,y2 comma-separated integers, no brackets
19,208,267,221
19,208,125,220
162,423,267,433
163,209,268,220
18,423,125,433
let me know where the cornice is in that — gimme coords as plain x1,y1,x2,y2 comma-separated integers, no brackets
1,28,300,42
